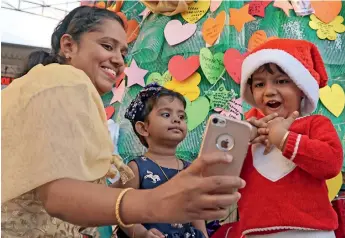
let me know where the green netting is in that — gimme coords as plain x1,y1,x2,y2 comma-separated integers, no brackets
102,1,345,169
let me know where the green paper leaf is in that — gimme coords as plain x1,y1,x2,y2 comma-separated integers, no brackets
200,48,225,85
146,71,172,86
186,96,210,131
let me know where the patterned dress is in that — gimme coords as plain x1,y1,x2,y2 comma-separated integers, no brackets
117,156,206,238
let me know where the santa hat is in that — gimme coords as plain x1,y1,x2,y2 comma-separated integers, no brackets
240,39,328,116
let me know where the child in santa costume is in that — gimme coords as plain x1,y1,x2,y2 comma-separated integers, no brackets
238,39,343,238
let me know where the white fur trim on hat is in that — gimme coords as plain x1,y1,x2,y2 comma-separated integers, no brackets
240,49,319,116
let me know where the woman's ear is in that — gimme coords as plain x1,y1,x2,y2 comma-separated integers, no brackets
134,121,149,138
59,34,78,60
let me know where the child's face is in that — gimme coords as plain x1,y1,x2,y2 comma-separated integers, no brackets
146,96,187,146
251,63,303,118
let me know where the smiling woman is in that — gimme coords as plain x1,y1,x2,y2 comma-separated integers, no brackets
1,5,245,238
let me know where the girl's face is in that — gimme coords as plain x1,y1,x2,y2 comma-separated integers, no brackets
251,63,303,118
63,19,128,95
143,96,187,147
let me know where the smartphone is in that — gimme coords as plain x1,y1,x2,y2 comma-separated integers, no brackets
198,113,253,177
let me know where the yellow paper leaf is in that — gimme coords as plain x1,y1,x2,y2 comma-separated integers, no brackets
319,84,345,117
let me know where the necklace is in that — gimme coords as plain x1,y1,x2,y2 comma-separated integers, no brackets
148,156,180,181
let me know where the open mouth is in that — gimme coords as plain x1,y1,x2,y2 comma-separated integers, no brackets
266,100,282,109
101,66,117,80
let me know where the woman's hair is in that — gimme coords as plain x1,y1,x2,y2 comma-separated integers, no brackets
19,6,124,77
125,84,186,148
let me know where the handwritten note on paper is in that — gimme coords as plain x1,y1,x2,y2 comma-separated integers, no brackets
309,15,345,41
215,98,243,120
224,49,245,84
182,0,211,24
146,71,172,86
248,1,271,18
200,48,225,85
164,72,201,102
202,11,226,46
206,82,235,109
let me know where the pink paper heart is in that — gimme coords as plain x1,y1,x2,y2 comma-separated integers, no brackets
164,20,197,46
210,0,222,12
224,49,246,84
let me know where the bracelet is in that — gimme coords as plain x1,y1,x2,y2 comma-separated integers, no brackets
279,131,290,151
115,188,134,228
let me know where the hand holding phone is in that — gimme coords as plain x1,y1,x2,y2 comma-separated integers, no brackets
198,114,253,178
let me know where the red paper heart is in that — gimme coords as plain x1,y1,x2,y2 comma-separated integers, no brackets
224,49,246,84
115,72,125,88
105,106,115,120
168,55,200,81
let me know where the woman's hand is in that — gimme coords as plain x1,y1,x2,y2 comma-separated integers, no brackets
144,228,165,238
122,152,246,224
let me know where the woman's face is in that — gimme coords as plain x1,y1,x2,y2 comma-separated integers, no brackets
64,19,128,95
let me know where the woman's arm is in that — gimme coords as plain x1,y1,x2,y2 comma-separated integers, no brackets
37,152,245,227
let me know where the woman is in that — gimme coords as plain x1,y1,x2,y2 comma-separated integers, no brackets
1,6,245,237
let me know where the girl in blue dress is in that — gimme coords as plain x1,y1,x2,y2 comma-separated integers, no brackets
117,83,207,238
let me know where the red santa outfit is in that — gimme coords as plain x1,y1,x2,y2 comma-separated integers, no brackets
239,39,344,237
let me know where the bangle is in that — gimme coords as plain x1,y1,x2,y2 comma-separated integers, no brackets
115,188,134,228
279,131,290,151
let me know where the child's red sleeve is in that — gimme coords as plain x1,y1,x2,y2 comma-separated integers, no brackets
282,115,343,180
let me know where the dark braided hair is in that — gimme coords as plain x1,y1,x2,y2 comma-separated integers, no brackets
19,6,124,77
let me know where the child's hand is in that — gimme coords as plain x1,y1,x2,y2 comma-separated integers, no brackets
266,111,299,151
144,228,165,238
247,113,278,144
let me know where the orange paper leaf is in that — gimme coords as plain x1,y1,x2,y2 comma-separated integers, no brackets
202,11,226,45
311,0,342,24
229,4,255,32
248,30,278,51
126,19,139,43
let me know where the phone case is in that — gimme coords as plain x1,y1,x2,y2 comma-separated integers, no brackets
199,114,253,177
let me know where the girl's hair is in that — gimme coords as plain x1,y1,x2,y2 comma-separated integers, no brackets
127,87,186,148
247,63,285,85
19,6,124,77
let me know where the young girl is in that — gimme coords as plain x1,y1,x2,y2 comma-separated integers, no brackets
239,39,343,237
118,83,208,238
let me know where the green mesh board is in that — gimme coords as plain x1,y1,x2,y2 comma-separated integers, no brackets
102,1,345,170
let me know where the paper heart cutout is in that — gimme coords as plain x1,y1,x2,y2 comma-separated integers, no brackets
216,98,243,120
168,55,200,82
202,11,226,46
311,0,342,24
319,84,345,117
127,19,139,43
164,72,201,102
224,48,245,84
326,172,343,201
248,1,272,18
164,20,197,46
185,96,210,131
181,0,211,24
105,106,115,120
210,0,222,12
200,48,225,85
146,71,172,86
248,30,278,52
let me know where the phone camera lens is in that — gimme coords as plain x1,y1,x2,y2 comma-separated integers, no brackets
212,118,218,124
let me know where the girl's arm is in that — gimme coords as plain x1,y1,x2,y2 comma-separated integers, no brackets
192,220,209,238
